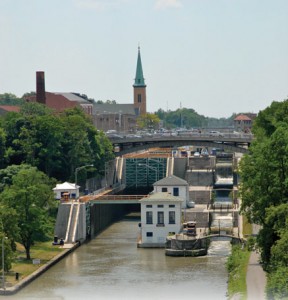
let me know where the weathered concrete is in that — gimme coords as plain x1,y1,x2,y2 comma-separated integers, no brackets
186,170,214,186
54,202,86,243
54,202,71,240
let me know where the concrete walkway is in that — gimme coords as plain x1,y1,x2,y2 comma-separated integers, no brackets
246,224,267,300
246,251,267,300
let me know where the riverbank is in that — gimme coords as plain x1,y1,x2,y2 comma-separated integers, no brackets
0,241,79,295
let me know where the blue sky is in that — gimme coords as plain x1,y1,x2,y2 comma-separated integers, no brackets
0,0,287,118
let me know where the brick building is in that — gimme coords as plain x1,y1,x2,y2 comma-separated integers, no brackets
26,71,93,115
26,47,147,133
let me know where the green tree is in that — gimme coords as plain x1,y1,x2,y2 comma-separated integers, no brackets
240,124,288,265
0,166,56,260
0,234,15,272
137,113,160,131
0,93,24,106
0,128,6,169
0,164,34,192
266,266,288,300
239,99,288,298
0,202,19,271
1,103,114,182
60,107,114,183
154,107,234,129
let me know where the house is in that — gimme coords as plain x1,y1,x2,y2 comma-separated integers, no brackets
53,182,80,200
138,192,183,248
234,113,256,133
153,175,189,208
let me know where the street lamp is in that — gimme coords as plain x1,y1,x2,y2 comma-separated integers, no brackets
2,236,7,291
75,164,94,187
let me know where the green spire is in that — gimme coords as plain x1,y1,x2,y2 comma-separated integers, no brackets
133,47,146,87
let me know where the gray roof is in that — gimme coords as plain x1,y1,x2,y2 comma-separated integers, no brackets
153,175,188,187
139,192,183,203
54,93,90,103
93,104,136,115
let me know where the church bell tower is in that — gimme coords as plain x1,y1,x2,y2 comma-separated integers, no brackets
133,47,147,115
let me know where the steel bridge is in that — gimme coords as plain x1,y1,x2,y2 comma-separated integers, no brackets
109,134,253,156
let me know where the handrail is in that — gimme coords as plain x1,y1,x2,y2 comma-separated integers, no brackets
65,202,74,242
92,195,148,201
71,203,80,243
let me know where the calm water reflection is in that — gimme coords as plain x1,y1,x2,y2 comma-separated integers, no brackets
4,217,230,300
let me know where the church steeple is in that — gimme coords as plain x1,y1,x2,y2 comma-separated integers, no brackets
133,46,147,115
133,47,146,87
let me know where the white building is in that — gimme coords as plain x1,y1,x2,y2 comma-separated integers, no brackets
138,192,183,248
53,182,80,200
153,175,189,208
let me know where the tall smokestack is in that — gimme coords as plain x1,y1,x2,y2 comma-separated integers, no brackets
36,71,46,104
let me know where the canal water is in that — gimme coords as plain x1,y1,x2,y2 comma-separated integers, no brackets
5,216,231,300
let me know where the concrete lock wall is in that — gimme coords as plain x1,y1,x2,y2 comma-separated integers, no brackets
186,171,214,186
54,203,71,240
75,204,86,242
54,203,87,243
89,204,135,238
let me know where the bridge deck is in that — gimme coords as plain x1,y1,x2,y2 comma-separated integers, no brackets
111,134,252,156
81,194,147,204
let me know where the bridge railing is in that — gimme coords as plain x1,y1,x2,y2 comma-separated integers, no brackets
85,194,148,202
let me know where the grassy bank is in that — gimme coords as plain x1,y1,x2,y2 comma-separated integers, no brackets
226,244,251,299
226,216,253,299
5,241,65,287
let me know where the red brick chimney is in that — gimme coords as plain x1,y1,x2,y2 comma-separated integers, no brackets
36,71,46,104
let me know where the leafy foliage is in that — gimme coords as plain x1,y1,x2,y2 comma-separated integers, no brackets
239,99,288,298
0,93,24,106
136,113,160,131
155,108,235,129
0,103,114,183
0,166,56,260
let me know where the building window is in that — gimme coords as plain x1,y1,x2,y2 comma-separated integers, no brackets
169,211,176,224
146,204,152,208
146,232,153,237
169,204,175,208
173,187,179,196
138,94,141,103
146,211,153,224
157,211,164,225
162,187,168,192
157,204,164,208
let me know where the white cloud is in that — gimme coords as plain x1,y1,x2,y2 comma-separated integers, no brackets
154,0,183,10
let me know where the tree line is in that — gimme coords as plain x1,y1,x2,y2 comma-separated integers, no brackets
0,101,114,264
239,99,288,299
0,93,238,130
155,107,236,129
